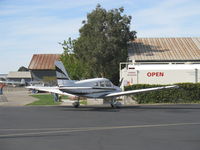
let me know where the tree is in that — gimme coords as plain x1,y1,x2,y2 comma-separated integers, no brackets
74,4,136,84
59,38,88,80
18,66,29,71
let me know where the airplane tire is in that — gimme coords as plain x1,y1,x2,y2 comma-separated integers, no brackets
73,102,80,108
111,101,122,108
111,103,114,108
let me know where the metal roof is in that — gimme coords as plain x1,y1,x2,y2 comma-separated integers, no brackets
128,38,200,61
28,54,61,70
7,71,31,78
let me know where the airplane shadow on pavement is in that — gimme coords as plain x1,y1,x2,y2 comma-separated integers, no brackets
57,104,200,112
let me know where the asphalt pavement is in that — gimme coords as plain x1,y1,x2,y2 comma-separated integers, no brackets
0,104,200,150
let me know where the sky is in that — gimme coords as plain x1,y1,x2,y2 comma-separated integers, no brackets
0,0,200,74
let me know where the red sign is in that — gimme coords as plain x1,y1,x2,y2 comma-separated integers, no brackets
147,72,164,77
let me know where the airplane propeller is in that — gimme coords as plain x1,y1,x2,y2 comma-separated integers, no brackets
118,77,124,88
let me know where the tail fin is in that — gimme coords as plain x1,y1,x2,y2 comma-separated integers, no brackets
55,61,73,87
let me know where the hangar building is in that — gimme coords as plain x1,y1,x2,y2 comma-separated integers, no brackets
121,37,200,86
7,71,31,83
28,54,60,85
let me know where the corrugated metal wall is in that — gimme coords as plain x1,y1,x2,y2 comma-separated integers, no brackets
28,54,60,70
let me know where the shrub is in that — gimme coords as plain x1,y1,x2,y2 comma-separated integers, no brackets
124,83,200,104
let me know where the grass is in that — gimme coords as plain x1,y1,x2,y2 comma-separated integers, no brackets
27,94,61,106
80,100,87,105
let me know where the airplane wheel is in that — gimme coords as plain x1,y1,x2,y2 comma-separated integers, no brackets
73,102,80,108
111,103,114,108
111,101,122,108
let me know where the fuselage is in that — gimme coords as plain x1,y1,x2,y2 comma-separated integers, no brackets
59,78,121,98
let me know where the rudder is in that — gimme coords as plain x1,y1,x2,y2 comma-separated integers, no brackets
55,61,73,86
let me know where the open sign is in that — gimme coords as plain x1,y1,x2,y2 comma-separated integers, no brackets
147,72,164,77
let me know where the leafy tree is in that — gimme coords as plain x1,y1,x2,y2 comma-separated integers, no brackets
59,38,88,80
18,66,29,71
59,37,74,54
74,4,136,84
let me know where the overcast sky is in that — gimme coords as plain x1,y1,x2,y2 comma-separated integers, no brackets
0,0,200,74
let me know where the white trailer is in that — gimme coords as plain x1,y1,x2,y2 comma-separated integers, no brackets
120,63,200,87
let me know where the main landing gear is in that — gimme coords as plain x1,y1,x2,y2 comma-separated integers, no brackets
72,98,80,108
110,99,122,108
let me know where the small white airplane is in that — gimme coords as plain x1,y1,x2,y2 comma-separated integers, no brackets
27,61,178,108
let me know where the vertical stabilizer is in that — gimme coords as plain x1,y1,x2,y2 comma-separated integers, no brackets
55,61,73,86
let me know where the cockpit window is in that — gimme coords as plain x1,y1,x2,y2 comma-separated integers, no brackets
100,81,105,87
105,81,112,87
94,82,98,86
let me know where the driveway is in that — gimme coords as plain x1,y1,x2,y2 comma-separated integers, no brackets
0,87,36,106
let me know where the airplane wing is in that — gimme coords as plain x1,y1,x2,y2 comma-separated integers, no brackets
59,87,93,90
26,86,76,97
105,85,178,98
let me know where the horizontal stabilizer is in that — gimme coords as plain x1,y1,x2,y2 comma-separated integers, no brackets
26,86,75,97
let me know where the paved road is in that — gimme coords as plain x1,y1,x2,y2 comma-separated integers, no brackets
0,104,200,150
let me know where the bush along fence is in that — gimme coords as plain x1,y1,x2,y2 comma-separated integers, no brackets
124,83,200,104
